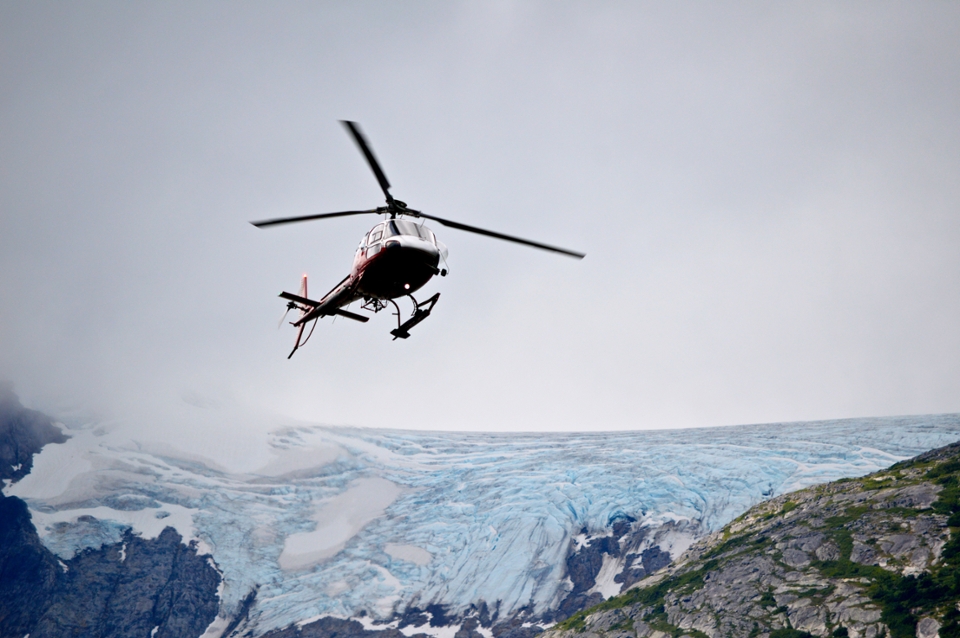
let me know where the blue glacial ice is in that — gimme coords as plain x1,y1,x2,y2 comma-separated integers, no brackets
6,413,960,635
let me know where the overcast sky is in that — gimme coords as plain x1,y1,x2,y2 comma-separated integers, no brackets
2,2,959,434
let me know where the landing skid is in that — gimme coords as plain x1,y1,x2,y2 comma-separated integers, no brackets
389,293,440,340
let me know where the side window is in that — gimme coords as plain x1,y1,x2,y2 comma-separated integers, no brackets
367,243,381,257
367,224,383,245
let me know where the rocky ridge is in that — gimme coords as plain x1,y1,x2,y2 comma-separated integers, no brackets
0,382,67,482
0,387,221,638
546,442,960,638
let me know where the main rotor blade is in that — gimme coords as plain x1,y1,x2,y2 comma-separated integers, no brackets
250,209,380,228
341,121,392,203
416,212,585,259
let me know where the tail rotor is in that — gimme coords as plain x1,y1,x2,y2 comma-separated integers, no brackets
278,274,308,328
286,274,314,358
278,303,295,328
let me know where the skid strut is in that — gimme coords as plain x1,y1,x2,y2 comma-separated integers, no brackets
389,292,440,340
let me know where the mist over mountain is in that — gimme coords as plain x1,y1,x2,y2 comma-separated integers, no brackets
2,388,959,637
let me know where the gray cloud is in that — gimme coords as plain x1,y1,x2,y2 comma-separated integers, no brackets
2,2,958,432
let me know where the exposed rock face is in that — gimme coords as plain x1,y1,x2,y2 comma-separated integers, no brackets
0,491,221,637
0,388,221,638
555,518,699,623
0,382,68,482
545,442,960,638
0,493,61,635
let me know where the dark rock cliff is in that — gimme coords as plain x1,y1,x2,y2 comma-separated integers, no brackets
0,493,61,635
0,388,222,638
0,382,68,482
0,492,221,638
555,516,682,623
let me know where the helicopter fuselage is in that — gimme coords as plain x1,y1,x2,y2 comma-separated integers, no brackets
351,218,443,300
285,219,445,334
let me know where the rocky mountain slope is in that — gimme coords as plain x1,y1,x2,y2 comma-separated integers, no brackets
0,386,220,638
547,442,960,638
0,497,220,638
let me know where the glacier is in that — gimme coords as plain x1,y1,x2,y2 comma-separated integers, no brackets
5,412,960,636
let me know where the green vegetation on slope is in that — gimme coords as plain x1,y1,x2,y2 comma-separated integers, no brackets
552,443,960,638
805,460,960,637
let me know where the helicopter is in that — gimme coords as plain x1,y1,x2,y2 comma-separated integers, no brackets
251,121,585,358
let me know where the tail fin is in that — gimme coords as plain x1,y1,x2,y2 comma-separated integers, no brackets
288,274,312,359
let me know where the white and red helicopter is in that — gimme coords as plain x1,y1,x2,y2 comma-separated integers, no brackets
251,121,584,358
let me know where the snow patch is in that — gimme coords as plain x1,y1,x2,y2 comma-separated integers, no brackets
356,616,399,631
279,477,403,570
3,429,95,500
400,623,461,638
588,553,624,598
119,542,126,562
199,614,231,638
253,443,345,477
296,614,325,628
385,543,432,565
660,528,698,560
326,580,350,596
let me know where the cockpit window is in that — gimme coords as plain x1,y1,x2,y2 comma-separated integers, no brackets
384,220,435,243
